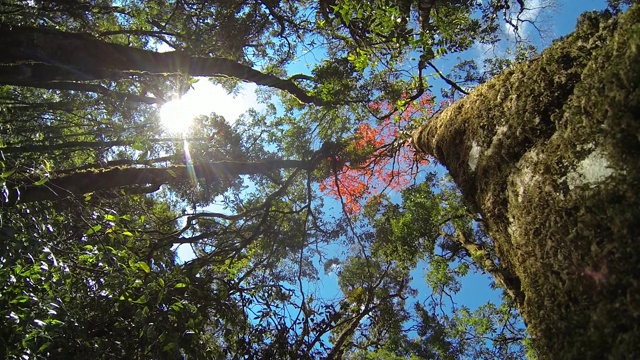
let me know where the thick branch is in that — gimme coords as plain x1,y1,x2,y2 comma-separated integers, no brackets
4,159,314,205
0,26,322,105
1,137,207,154
4,81,163,104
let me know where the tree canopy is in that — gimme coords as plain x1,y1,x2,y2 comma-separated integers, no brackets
1,0,636,359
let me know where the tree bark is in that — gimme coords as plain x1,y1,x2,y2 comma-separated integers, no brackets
3,159,314,206
413,6,640,359
0,26,322,105
1,137,208,154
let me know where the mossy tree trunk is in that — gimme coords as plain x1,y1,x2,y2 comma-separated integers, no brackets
412,6,640,359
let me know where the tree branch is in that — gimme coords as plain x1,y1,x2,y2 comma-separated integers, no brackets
1,80,164,105
426,61,469,95
0,26,323,105
4,159,316,205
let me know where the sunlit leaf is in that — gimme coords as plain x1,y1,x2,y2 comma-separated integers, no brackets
0,169,15,179
86,225,102,235
33,178,48,186
132,294,149,304
137,262,150,273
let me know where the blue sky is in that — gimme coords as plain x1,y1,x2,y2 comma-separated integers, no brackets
166,0,614,346
272,0,618,342
556,0,611,32
409,0,612,314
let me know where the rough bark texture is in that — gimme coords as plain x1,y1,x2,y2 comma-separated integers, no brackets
1,138,206,154
0,26,321,104
4,160,312,206
413,6,640,359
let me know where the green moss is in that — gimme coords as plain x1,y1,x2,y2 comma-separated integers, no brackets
413,5,640,359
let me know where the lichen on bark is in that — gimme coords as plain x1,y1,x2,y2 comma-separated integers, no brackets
413,5,640,359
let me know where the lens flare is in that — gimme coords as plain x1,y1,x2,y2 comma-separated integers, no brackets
183,140,197,187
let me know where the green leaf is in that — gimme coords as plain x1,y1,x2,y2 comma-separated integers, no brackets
132,294,149,304
10,295,30,303
34,177,48,186
138,262,150,273
174,283,187,288
38,342,51,353
122,231,134,237
0,169,15,179
86,225,102,235
104,214,117,221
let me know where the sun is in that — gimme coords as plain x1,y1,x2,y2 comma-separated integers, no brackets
159,80,262,134
159,98,196,134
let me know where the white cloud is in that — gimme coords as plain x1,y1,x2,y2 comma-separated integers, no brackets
473,41,496,64
474,0,552,64
503,0,545,41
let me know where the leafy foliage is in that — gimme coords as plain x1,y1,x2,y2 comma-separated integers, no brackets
0,0,549,358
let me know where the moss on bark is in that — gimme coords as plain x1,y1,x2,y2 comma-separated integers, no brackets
413,5,640,359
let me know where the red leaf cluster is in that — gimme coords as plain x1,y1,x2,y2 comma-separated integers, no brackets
319,94,437,215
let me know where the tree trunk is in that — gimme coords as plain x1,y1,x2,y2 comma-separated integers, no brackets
0,26,320,104
412,6,640,359
0,137,208,155
4,159,313,206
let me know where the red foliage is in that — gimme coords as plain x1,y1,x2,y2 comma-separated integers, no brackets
319,94,438,215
